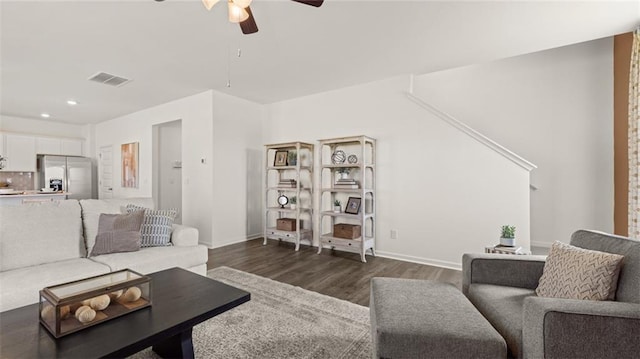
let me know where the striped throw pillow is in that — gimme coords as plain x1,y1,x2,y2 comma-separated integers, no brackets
126,204,177,247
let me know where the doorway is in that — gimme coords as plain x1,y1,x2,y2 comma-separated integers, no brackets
99,145,113,199
152,120,183,223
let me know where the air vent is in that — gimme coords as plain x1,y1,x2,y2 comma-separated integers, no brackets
88,72,131,87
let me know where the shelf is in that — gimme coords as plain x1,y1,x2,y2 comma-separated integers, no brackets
321,188,373,193
265,142,314,150
268,187,312,192
267,207,312,213
320,233,374,243
265,228,313,241
320,211,373,218
267,166,312,171
318,135,375,145
322,164,374,169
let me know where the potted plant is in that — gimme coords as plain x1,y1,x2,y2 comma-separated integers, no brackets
336,167,350,180
500,225,516,246
288,151,297,166
0,155,6,170
290,196,297,210
333,199,342,213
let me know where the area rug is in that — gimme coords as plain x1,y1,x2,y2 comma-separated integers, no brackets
130,266,372,358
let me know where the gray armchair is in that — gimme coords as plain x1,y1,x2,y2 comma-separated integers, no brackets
462,230,640,359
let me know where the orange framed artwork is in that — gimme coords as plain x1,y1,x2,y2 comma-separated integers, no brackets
121,142,139,188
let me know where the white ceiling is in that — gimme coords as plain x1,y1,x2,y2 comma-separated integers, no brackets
1,0,638,125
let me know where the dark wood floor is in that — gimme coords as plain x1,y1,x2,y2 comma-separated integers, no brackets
208,238,462,307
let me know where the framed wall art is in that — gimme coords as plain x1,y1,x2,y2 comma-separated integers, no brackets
121,142,139,188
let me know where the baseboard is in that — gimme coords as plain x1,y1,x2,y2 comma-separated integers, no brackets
246,233,263,240
530,241,552,248
375,250,462,271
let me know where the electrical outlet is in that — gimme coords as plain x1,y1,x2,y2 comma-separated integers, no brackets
390,229,398,239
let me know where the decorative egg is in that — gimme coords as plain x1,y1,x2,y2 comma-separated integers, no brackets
69,302,83,313
41,304,54,321
75,305,91,318
120,287,142,302
75,306,96,324
90,294,110,311
108,290,123,301
331,150,346,164
60,305,71,319
41,304,71,321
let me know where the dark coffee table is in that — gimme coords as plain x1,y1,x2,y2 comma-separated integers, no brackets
0,267,250,358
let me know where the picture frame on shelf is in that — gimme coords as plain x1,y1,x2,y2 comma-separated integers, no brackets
274,150,288,166
344,197,362,214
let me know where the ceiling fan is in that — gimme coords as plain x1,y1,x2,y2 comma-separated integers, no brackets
155,0,324,35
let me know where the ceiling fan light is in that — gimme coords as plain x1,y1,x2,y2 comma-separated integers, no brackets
202,0,220,11
232,0,252,9
228,1,249,23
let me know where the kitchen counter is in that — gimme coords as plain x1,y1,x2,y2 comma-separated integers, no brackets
0,191,69,206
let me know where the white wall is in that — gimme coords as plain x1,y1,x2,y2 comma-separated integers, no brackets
157,120,183,223
95,91,215,245
267,76,531,269
412,37,614,247
95,90,265,248
211,91,264,247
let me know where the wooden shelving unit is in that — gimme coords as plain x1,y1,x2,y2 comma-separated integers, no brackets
318,135,376,262
264,142,314,251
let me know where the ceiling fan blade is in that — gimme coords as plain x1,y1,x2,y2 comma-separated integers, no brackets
240,6,258,34
291,0,324,7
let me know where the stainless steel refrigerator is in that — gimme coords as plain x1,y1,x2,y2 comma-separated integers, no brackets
37,155,95,199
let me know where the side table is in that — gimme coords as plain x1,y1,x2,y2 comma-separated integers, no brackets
484,245,531,255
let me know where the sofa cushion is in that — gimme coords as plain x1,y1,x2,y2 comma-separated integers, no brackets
0,200,84,271
88,245,208,275
467,283,536,358
90,211,145,256
0,258,111,312
125,204,177,247
80,198,154,256
536,241,624,301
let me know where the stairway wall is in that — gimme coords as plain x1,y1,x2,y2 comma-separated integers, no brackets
266,76,531,269
412,37,614,247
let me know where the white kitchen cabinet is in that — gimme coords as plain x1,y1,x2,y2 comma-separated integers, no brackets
61,139,83,156
3,134,36,172
36,137,83,156
36,137,62,155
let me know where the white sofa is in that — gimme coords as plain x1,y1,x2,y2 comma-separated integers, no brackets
0,198,208,312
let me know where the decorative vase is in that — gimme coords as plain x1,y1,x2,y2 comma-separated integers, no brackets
339,172,349,180
290,204,297,210
333,206,341,213
500,237,515,247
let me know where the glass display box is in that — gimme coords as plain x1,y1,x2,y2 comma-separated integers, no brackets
39,269,152,338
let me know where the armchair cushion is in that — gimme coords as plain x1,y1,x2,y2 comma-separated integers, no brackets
535,241,623,301
462,253,546,295
467,284,536,358
523,296,640,359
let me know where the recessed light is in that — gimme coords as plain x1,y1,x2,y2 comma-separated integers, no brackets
66,99,78,106
40,113,50,118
